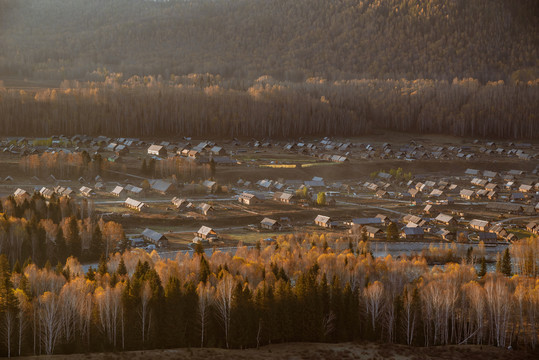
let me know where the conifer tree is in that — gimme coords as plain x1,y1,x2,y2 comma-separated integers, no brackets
387,222,399,241
97,255,108,276
90,224,104,260
477,257,487,277
55,228,67,263
501,248,512,276
117,257,127,277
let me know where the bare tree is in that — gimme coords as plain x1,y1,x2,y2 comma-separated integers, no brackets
215,271,234,348
196,281,214,347
364,281,384,332
139,281,152,347
39,292,62,355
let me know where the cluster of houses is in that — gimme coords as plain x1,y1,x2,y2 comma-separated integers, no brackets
309,208,529,245
146,141,237,165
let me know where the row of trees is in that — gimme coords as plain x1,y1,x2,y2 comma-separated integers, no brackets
0,193,126,266
0,76,537,138
19,151,104,178
0,233,536,357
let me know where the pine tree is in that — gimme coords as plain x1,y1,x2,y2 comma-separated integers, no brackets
12,260,21,274
90,224,104,260
199,256,211,283
119,233,130,253
477,256,487,277
501,248,512,276
86,266,96,281
386,222,399,241
163,277,183,348
117,257,127,276
67,216,81,258
97,255,108,276
55,228,67,263
466,246,474,264
194,242,204,255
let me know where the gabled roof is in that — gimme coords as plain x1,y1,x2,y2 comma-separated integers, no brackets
111,186,124,195
150,179,172,193
364,226,383,234
280,193,294,201
435,213,454,223
125,197,145,209
403,214,422,224
469,219,489,228
14,188,28,197
197,226,215,236
315,215,331,224
80,186,93,195
239,192,256,201
403,227,424,236
171,197,189,207
202,180,216,188
198,203,213,213
351,218,382,226
148,144,164,152
261,218,278,227
125,184,143,194
460,189,475,197
142,228,167,242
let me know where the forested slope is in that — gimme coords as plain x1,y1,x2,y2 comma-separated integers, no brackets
0,0,537,82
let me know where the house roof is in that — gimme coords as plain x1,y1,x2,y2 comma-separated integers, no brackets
239,192,256,200
315,215,331,224
197,226,215,236
80,186,93,195
125,197,145,209
125,184,143,194
403,214,422,224
148,144,164,152
364,226,383,234
111,186,124,195
460,189,475,197
351,218,382,225
142,228,167,242
469,219,489,228
261,218,278,227
403,227,424,236
150,179,172,193
202,180,216,188
172,197,188,207
435,213,454,223
280,193,294,201
478,232,497,241
14,188,28,197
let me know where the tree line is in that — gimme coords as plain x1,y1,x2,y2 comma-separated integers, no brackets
0,193,127,267
0,233,537,357
0,75,537,139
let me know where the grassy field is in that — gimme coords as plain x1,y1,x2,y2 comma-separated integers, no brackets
17,342,538,360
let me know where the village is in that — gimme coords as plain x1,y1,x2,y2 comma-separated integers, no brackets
0,133,538,263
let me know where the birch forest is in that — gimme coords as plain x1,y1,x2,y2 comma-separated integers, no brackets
0,75,537,139
0,234,536,356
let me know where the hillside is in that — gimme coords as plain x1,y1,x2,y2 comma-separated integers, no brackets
0,0,537,82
